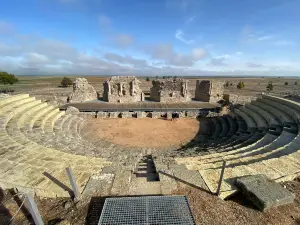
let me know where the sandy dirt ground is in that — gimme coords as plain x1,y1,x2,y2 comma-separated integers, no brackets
2,177,300,225
82,118,200,148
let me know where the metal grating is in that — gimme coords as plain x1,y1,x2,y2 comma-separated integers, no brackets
98,196,195,225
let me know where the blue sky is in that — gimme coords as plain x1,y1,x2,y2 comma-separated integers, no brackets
0,0,299,76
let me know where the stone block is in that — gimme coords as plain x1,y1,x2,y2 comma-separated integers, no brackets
236,174,295,211
150,78,191,103
195,80,224,103
97,112,107,118
103,76,144,103
186,111,198,118
68,78,98,103
120,111,129,118
136,111,145,118
79,112,96,118
178,112,185,118
167,112,172,119
109,112,119,118
151,112,161,118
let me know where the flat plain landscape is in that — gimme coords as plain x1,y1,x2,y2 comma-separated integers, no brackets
2,76,300,101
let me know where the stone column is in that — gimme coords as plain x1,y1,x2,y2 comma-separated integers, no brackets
136,111,145,118
167,112,172,119
151,112,161,118
178,112,185,118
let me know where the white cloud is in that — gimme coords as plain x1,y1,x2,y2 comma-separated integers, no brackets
113,34,135,48
241,25,274,43
175,29,194,44
146,43,207,66
104,53,148,68
257,35,273,41
192,48,206,60
236,52,242,55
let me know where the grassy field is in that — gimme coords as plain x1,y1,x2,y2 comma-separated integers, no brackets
1,75,300,97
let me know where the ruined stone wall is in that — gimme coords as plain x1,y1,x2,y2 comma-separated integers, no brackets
225,94,257,105
150,78,191,103
103,76,144,103
68,78,98,103
195,80,224,103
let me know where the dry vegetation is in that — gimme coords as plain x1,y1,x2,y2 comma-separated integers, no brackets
2,177,300,225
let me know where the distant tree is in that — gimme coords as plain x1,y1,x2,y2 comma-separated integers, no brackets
155,75,158,79
61,77,73,87
284,82,288,85
266,81,274,92
173,76,177,79
237,81,245,89
0,71,19,85
146,77,150,82
230,83,233,86
225,81,229,87
295,81,298,85
163,76,166,79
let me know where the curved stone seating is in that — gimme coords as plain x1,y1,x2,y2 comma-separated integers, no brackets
0,95,110,197
245,103,282,134
33,114,96,155
253,100,295,129
225,115,238,136
218,116,230,138
239,106,268,132
175,95,300,199
0,95,37,128
258,98,298,133
234,109,257,132
210,117,222,140
262,95,300,122
23,105,56,132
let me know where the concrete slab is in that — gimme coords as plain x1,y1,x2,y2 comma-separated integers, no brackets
236,174,295,211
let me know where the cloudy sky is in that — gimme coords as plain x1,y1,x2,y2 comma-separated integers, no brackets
0,0,300,76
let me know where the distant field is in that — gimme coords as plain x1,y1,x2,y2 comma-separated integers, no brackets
1,75,300,97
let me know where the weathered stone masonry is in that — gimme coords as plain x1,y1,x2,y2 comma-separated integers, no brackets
68,78,98,103
103,76,145,103
150,78,191,103
195,80,224,103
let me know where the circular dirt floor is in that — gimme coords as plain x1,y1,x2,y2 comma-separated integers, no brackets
82,118,200,148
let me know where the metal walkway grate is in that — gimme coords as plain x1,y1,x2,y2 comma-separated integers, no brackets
98,195,195,225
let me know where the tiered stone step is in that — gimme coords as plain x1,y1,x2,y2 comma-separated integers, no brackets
0,95,111,197
176,94,300,199
239,106,268,132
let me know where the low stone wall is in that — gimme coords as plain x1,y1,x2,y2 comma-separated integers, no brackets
225,94,257,105
78,112,96,118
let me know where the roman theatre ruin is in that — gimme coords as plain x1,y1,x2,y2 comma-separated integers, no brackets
1,75,300,204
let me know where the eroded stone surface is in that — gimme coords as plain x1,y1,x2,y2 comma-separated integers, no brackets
150,78,191,103
103,76,144,103
68,78,98,103
66,106,80,115
236,174,295,211
195,80,224,103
